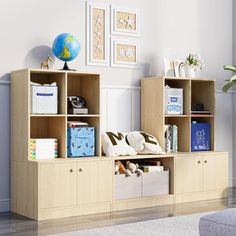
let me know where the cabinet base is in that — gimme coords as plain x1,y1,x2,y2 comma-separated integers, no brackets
38,202,111,221
112,194,174,212
174,189,228,204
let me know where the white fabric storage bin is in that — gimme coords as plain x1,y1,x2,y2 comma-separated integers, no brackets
165,88,183,115
115,174,142,200
31,85,58,114
142,170,169,197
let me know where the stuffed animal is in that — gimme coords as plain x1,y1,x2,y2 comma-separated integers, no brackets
126,161,143,176
114,163,119,175
115,161,132,176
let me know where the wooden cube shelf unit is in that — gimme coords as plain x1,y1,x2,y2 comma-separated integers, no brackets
11,70,228,221
11,69,101,160
141,77,216,152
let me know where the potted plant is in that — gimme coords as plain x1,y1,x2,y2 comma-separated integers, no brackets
185,54,204,77
222,65,236,92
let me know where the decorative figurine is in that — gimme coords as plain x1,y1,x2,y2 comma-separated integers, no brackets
41,54,52,69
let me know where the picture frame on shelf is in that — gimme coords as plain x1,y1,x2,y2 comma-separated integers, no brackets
163,48,187,78
86,2,110,67
173,59,185,77
111,38,140,68
111,6,140,37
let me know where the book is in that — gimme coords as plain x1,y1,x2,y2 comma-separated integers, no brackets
164,125,171,153
73,108,88,114
165,124,178,153
67,121,89,128
143,166,164,173
171,125,178,152
191,110,210,114
30,139,58,160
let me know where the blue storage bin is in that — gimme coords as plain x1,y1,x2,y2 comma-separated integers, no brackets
191,122,210,151
67,127,95,157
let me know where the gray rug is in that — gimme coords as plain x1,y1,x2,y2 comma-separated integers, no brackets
51,212,211,236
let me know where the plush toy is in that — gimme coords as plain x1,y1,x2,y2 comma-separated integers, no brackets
114,163,119,175
126,131,164,154
126,161,143,176
115,161,132,176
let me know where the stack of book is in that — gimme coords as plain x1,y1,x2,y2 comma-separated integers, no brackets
165,124,178,153
30,138,58,160
67,121,89,128
140,160,164,173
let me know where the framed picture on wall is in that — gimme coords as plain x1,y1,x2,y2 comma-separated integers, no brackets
111,38,140,68
86,2,110,66
111,6,140,37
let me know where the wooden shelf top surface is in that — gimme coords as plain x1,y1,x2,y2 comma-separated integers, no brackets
165,115,190,118
30,114,100,118
11,68,100,76
142,76,215,82
26,151,228,163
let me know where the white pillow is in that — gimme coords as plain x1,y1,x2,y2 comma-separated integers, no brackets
102,131,137,157
126,131,163,154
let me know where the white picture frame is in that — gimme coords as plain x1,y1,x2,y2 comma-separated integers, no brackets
111,38,140,68
111,6,140,37
86,2,110,67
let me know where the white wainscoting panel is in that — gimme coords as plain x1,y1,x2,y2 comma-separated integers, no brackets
101,86,140,133
216,91,233,187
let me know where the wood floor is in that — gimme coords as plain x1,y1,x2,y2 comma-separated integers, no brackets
1,188,236,236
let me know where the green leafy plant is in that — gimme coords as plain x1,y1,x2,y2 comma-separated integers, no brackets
222,65,236,92
185,54,204,71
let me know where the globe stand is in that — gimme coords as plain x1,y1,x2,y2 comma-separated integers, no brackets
61,62,76,71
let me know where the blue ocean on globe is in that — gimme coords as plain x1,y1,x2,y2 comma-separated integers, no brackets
52,33,80,62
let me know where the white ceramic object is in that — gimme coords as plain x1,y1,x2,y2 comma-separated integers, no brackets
185,65,195,78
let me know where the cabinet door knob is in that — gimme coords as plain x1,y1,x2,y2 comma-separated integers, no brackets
204,160,207,164
198,161,201,164
79,168,83,172
70,169,73,173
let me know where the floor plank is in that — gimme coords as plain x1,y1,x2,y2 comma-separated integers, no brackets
1,188,236,236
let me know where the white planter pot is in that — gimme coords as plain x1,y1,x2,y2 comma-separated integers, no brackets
185,66,195,78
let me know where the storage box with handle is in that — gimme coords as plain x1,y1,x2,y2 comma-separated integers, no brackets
142,169,169,197
67,127,95,157
31,85,58,114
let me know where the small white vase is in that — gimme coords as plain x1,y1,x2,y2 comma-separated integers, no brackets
185,66,195,78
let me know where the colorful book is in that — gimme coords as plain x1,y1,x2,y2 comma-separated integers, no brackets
171,125,178,152
30,139,58,160
165,124,178,153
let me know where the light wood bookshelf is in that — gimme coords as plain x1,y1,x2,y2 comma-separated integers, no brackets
141,76,216,152
11,68,101,161
11,70,228,221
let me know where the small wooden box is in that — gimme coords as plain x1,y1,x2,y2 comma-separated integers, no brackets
142,170,169,197
115,174,142,200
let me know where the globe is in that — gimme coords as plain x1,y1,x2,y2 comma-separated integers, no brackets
52,33,80,70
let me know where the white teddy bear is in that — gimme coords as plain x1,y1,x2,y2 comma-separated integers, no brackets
126,161,143,176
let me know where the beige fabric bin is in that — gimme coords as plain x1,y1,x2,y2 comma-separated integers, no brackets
142,170,169,197
115,174,142,200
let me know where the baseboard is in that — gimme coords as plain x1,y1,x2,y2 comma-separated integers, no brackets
0,199,10,212
232,178,236,187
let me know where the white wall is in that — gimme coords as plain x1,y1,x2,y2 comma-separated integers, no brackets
0,0,233,211
0,0,232,88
